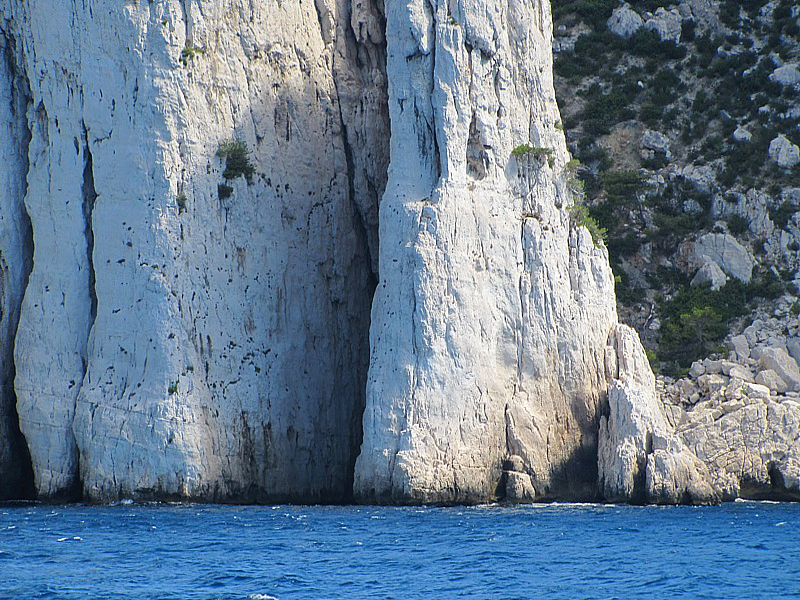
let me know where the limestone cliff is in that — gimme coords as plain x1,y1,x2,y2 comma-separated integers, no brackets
0,0,770,506
354,0,626,503
0,0,387,502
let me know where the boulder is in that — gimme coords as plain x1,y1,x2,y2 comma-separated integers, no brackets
504,471,536,502
733,127,752,143
759,347,800,391
769,135,800,169
644,7,683,43
691,260,728,291
730,334,750,360
598,326,718,504
607,4,644,38
697,373,728,394
690,233,754,283
727,365,754,383
787,337,800,367
641,130,671,157
754,369,788,394
646,440,719,505
689,361,705,379
770,64,800,87
681,164,717,193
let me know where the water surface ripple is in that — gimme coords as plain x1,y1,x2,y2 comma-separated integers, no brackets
1,502,798,599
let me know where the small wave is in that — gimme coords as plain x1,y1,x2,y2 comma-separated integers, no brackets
248,594,278,600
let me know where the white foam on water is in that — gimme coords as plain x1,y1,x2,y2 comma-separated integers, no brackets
247,594,278,600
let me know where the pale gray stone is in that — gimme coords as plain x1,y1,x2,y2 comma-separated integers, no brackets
770,64,800,86
733,127,752,143
787,338,800,366
691,261,728,291
690,233,754,283
754,369,789,394
354,0,627,504
689,361,706,379
607,4,644,38
730,334,750,360
5,0,388,502
644,7,683,43
759,348,800,391
680,398,800,500
727,365,754,383
598,326,717,504
505,471,537,502
769,135,800,169
642,130,671,156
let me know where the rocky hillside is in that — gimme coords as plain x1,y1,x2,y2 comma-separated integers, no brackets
552,0,800,377
550,0,800,500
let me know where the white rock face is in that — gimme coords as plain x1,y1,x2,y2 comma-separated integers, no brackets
769,135,800,169
2,0,388,501
2,0,709,506
598,325,717,504
689,232,754,283
354,0,626,503
679,394,800,500
607,4,644,38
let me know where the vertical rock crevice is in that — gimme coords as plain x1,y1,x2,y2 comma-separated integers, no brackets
0,28,35,500
80,130,97,328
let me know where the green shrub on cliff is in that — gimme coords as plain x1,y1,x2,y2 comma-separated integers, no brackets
217,139,255,182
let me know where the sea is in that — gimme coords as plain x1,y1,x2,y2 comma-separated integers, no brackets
1,501,798,599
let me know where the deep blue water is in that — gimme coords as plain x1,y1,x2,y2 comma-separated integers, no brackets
1,501,799,600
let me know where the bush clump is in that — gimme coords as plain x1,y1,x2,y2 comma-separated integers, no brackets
180,44,204,65
570,202,607,246
217,139,255,182
218,184,234,199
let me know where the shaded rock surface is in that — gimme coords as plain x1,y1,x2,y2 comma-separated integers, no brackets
598,326,718,504
1,0,388,502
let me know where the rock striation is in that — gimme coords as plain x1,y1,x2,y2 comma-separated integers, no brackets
1,0,792,506
353,0,649,504
1,0,388,502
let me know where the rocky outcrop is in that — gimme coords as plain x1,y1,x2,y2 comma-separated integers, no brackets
661,303,800,500
607,4,643,39
353,0,633,504
688,232,754,284
4,0,792,507
769,135,800,169
598,325,718,504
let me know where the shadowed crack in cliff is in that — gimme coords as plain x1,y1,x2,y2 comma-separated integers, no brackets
0,30,35,500
81,128,98,325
